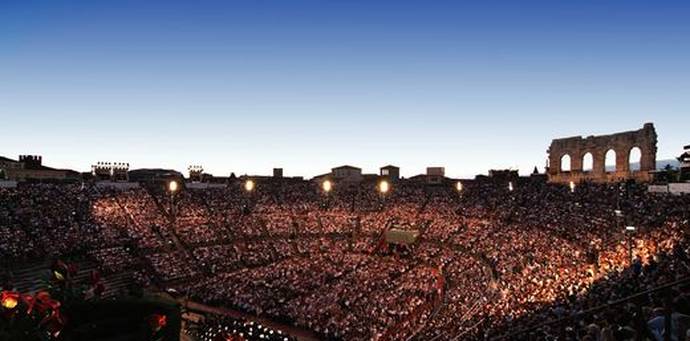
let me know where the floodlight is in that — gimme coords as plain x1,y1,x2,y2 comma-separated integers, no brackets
379,180,390,194
244,179,255,192
168,180,179,193
322,180,333,193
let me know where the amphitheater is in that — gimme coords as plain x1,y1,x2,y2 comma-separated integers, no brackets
1,125,690,341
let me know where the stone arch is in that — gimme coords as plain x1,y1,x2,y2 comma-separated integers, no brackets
629,146,642,171
560,154,571,172
605,149,616,172
582,152,594,172
547,123,657,183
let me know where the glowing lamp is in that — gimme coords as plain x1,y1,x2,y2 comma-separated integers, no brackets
1,292,19,309
508,182,514,192
625,226,636,232
378,180,390,194
322,180,332,193
244,179,255,192
569,181,576,193
145,313,167,333
456,181,463,192
168,180,179,193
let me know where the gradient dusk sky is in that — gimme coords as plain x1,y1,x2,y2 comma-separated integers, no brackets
1,1,688,178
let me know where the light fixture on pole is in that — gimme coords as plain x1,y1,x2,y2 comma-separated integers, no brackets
378,180,390,194
167,180,179,223
244,179,255,192
322,180,332,193
625,226,636,262
168,180,179,194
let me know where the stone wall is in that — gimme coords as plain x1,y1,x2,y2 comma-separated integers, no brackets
547,123,657,184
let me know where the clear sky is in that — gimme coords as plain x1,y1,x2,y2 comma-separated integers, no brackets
1,1,688,178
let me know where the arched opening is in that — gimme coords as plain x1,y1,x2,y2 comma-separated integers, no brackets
560,154,571,172
582,152,593,172
629,147,642,171
605,149,616,172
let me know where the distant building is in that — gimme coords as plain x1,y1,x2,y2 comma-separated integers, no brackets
92,162,130,181
529,166,547,182
0,155,80,181
426,167,445,184
486,169,520,184
331,165,363,182
678,145,690,181
237,169,304,185
128,168,183,183
311,172,331,184
427,167,444,176
489,169,519,179
188,165,204,182
679,145,690,169
311,165,367,184
0,156,22,177
408,167,447,185
380,165,400,181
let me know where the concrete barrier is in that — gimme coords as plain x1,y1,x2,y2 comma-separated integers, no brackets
669,183,690,194
648,185,669,193
95,181,140,190
0,180,18,188
186,182,226,189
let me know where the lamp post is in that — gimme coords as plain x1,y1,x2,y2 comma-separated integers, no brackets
244,179,255,193
322,180,333,194
168,180,179,223
321,180,333,209
242,179,255,215
626,225,636,262
378,180,390,195
378,180,390,209
614,206,626,262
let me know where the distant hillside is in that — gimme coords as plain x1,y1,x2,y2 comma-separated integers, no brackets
656,159,680,170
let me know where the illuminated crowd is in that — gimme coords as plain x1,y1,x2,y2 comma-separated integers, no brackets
1,177,689,340
187,315,296,341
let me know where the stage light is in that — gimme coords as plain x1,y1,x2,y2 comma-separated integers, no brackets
569,181,576,193
168,180,179,193
456,181,463,192
378,180,390,194
244,179,255,192
322,180,332,193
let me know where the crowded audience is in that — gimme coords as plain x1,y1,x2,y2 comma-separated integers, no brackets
1,177,689,340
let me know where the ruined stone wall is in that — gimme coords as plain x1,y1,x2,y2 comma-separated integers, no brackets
547,123,657,184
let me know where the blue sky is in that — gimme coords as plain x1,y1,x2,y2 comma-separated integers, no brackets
1,1,688,178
